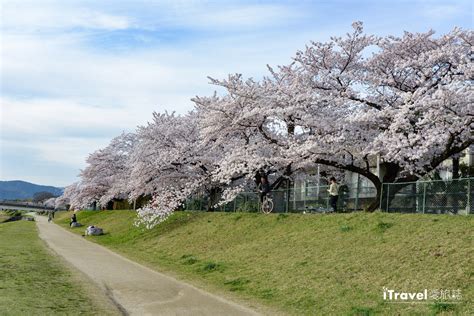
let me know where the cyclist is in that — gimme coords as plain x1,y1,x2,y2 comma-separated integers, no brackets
258,177,271,203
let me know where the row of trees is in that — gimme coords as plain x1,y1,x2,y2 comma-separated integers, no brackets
55,23,473,228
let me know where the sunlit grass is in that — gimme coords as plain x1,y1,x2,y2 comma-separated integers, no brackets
0,220,118,315
55,210,473,315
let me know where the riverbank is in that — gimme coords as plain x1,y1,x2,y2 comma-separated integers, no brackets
0,220,120,315
0,209,34,223
55,210,473,315
36,212,257,315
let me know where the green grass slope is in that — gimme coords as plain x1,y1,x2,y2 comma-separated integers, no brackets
0,220,119,315
0,211,10,223
55,210,473,315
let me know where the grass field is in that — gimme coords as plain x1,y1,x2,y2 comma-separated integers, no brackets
0,220,119,315
55,210,473,315
0,210,22,223
0,212,10,223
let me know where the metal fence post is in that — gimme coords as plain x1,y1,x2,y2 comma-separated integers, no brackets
467,178,471,215
355,174,360,211
385,184,390,212
303,182,307,211
379,183,384,212
292,182,296,211
326,192,330,211
422,182,426,214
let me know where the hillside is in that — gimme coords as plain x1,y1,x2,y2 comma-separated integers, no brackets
55,211,473,315
0,180,63,200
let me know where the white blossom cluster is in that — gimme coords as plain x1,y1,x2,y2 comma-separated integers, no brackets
55,23,473,227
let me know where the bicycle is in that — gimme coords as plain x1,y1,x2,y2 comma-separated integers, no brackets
261,194,274,214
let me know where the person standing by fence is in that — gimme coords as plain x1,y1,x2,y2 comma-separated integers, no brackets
328,177,339,212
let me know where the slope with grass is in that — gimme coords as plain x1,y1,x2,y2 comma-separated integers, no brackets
55,210,473,315
0,220,119,315
0,211,11,222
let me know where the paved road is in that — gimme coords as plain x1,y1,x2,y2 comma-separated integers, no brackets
35,215,258,316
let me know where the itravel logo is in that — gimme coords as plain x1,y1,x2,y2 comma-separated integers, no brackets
383,287,428,301
382,287,462,302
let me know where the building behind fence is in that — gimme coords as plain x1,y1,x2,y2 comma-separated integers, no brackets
185,177,473,215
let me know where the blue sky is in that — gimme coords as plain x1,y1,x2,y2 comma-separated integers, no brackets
0,0,472,187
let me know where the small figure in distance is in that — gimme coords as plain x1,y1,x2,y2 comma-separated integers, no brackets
328,177,339,213
70,213,77,227
258,176,271,203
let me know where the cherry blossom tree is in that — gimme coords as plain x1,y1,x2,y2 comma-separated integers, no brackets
55,182,79,210
57,23,472,227
44,197,57,208
56,133,137,210
196,23,473,210
129,111,241,228
293,23,472,208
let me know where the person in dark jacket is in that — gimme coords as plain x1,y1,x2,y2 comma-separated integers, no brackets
258,177,271,203
70,213,77,227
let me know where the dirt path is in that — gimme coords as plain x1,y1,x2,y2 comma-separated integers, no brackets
35,215,258,316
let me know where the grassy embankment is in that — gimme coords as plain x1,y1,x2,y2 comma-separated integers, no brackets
55,210,473,315
0,211,11,222
0,220,119,315
0,209,27,222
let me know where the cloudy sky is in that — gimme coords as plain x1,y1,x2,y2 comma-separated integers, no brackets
0,0,471,187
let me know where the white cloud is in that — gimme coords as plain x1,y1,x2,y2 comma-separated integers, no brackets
1,1,303,33
1,33,204,111
1,1,132,31
1,136,109,168
1,97,140,136
150,3,304,30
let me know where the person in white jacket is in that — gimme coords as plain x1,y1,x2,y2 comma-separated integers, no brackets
328,177,339,212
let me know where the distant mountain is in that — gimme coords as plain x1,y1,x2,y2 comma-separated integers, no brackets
0,180,63,200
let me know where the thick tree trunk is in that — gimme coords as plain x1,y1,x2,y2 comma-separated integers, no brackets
365,162,421,212
375,163,419,212
207,187,221,212
452,157,460,179
367,182,382,212
366,162,400,211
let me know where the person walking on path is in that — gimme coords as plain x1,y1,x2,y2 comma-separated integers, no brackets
328,177,339,212
48,210,53,223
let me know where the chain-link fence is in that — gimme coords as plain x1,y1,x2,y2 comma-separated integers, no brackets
380,178,473,214
184,177,473,214
184,184,377,213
